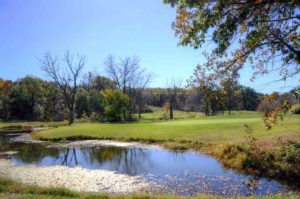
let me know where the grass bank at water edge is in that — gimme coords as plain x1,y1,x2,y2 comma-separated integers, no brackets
0,177,299,199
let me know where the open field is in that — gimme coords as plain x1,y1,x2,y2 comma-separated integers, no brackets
35,112,300,144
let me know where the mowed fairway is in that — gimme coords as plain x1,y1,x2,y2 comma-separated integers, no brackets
36,112,300,143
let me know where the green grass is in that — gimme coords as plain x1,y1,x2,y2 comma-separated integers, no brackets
137,106,205,120
36,112,300,143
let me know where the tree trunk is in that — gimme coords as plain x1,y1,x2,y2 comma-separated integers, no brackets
68,108,74,125
138,93,141,119
170,103,174,119
228,94,231,115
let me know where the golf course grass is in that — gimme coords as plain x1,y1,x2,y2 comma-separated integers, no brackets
35,112,300,144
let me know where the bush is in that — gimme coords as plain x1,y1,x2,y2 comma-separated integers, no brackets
101,89,129,121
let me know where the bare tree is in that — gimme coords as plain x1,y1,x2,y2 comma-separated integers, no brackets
105,55,140,94
136,73,152,118
166,79,182,119
39,51,85,125
104,55,151,119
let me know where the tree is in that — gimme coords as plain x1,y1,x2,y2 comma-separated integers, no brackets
104,55,151,119
80,73,117,120
166,79,182,119
92,76,117,91
189,66,217,116
164,0,300,81
0,79,13,120
75,88,91,118
40,51,85,125
220,73,240,115
209,89,225,115
9,76,45,120
105,55,141,94
101,89,129,121
43,82,65,121
136,73,152,118
241,86,259,111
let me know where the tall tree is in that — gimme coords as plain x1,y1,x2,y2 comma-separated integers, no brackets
241,86,259,111
39,51,85,125
164,0,300,81
43,82,65,121
220,72,240,115
136,73,152,118
104,55,151,119
9,76,45,120
105,55,140,94
189,65,218,116
166,79,182,119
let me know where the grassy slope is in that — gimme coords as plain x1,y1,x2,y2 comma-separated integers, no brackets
36,113,300,143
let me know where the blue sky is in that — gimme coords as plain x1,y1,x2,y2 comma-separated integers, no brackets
0,0,297,93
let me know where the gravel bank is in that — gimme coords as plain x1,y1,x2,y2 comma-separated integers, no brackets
48,140,161,149
0,159,151,193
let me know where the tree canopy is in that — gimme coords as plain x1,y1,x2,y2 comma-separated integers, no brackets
164,0,300,81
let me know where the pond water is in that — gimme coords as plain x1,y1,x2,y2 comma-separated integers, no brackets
0,126,292,196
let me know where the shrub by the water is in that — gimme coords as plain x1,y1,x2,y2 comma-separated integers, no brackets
216,137,300,185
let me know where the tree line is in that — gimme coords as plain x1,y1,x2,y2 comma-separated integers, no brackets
0,52,299,124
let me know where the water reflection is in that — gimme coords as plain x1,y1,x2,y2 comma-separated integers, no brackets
11,146,156,175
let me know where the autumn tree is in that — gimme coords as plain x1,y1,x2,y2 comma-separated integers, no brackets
40,51,85,125
164,0,300,81
0,79,13,120
165,0,300,127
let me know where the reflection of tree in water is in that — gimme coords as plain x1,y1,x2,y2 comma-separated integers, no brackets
81,146,153,175
60,148,78,166
11,145,153,175
11,143,60,164
9,142,187,176
56,146,153,174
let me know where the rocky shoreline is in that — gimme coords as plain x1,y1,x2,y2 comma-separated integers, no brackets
0,159,151,194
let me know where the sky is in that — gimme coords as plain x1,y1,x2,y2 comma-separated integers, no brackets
0,0,298,93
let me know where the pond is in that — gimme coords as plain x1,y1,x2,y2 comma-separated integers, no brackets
0,126,292,196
